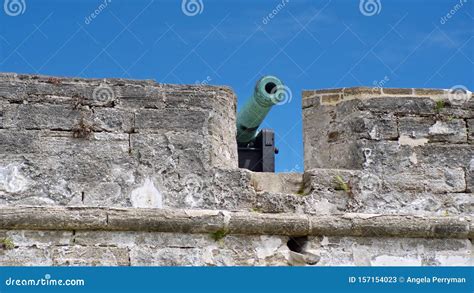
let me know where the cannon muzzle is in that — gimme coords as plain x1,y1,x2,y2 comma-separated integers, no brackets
236,75,285,144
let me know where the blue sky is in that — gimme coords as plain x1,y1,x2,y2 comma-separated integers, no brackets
1,0,473,172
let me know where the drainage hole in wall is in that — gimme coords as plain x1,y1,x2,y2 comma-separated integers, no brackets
287,236,309,253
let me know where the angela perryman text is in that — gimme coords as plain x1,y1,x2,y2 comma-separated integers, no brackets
405,276,467,285
348,276,467,284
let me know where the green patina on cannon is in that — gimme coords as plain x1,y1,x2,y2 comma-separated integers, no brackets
236,75,285,144
237,76,285,172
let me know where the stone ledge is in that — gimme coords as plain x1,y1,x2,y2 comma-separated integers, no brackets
0,72,234,93
0,206,471,239
302,87,473,106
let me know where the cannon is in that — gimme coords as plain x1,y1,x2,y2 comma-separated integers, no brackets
237,75,285,172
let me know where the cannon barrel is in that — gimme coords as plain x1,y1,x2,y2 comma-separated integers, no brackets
236,76,284,144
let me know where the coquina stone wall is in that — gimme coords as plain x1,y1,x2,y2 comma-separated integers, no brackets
0,73,472,266
303,87,473,216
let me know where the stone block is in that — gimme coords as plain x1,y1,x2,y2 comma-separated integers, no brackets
399,117,466,143
134,108,208,133
399,116,433,139
3,103,82,130
52,246,129,266
0,247,53,266
414,89,446,96
357,140,473,173
343,87,381,96
74,231,212,248
0,230,73,247
308,236,472,266
0,102,6,128
382,88,413,95
130,132,207,172
468,119,474,142
301,168,471,215
91,108,134,133
428,119,467,143
381,167,466,194
0,131,134,206
0,130,44,155
467,158,474,193
130,247,207,266
250,172,303,194
359,96,436,115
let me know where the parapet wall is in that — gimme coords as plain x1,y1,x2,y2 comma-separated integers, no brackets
302,87,473,215
0,73,241,209
0,74,472,266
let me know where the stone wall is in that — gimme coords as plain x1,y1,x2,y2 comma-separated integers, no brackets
1,230,470,266
0,73,243,209
302,87,473,215
0,207,471,266
0,74,472,266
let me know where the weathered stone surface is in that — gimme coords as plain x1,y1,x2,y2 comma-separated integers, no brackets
380,167,466,193
1,78,473,266
302,95,319,108
3,103,82,130
229,212,309,236
303,100,367,169
52,246,129,266
360,113,399,140
0,74,239,208
2,229,471,266
129,235,290,266
301,168,471,215
307,236,472,266
0,230,73,247
414,89,446,96
343,87,381,96
399,116,467,143
382,88,413,95
0,131,135,206
107,208,226,233
303,87,472,223
130,246,209,266
321,94,342,105
468,119,474,142
3,207,471,239
0,247,53,266
74,231,212,248
91,108,134,132
356,140,473,173
0,207,107,230
0,130,41,154
135,109,208,133
250,172,303,194
359,96,436,115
